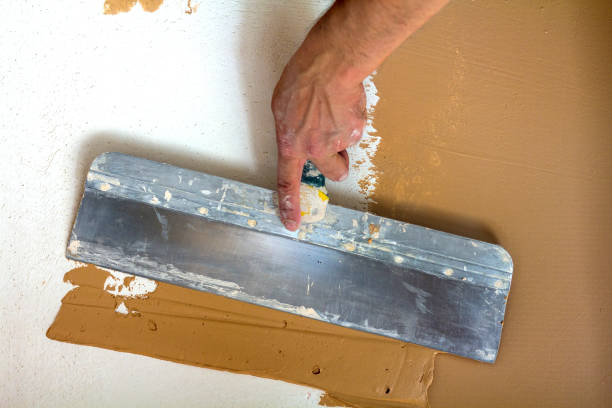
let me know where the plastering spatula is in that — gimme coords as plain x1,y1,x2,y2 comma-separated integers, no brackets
67,152,513,362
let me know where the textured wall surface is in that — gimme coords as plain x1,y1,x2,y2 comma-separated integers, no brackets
1,1,349,406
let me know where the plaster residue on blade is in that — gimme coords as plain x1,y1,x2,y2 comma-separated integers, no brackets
47,264,437,408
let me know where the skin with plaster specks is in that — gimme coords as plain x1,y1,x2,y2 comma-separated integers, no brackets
272,0,449,230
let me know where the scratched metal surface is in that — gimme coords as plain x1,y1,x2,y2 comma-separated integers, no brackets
67,152,513,362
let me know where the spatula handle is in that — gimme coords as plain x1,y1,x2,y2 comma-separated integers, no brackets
300,160,325,188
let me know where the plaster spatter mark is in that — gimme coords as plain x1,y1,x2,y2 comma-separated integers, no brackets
115,302,129,314
67,240,80,256
103,0,200,15
344,73,381,209
104,270,158,298
87,172,120,187
103,0,163,15
185,0,199,14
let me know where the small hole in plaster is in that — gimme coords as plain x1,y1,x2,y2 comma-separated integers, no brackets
385,387,391,394
312,366,321,375
147,320,157,331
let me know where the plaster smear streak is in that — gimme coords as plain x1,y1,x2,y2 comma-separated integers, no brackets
47,265,437,408
339,74,380,210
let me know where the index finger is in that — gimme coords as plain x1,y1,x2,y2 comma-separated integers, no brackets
277,155,305,231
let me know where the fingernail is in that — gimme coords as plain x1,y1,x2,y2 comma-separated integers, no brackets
284,219,298,230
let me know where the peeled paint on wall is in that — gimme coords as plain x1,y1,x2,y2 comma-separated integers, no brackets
47,264,437,408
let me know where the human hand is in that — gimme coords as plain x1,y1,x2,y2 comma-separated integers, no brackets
271,53,366,231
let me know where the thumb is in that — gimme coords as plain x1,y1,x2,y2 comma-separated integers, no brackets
311,150,349,182
277,155,305,231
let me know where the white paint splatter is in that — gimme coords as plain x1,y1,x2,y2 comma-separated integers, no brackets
198,207,209,215
99,183,111,191
104,271,158,298
475,349,497,362
67,240,80,255
114,302,129,315
164,190,172,201
332,73,381,210
443,268,454,277
294,305,321,319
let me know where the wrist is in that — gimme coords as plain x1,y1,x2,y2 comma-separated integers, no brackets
288,44,366,90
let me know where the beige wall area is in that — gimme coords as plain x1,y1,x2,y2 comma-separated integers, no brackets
371,1,612,406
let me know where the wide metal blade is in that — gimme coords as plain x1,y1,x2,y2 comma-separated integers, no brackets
67,152,513,362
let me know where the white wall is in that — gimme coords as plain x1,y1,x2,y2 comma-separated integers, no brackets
0,1,366,406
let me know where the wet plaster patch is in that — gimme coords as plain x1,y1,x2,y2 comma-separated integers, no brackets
47,264,437,408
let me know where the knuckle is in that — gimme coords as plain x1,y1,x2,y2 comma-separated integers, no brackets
306,143,325,157
276,134,298,157
333,138,343,150
278,145,295,158
277,179,295,191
